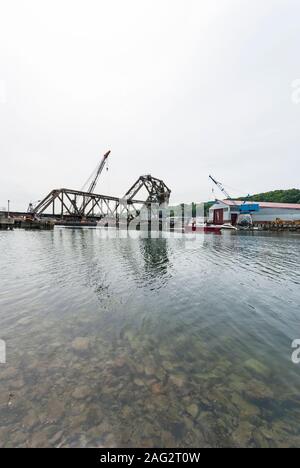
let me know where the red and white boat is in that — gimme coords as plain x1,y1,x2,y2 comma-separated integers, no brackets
184,219,222,234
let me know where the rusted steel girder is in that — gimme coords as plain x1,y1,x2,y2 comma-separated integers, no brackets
33,188,144,219
32,175,171,222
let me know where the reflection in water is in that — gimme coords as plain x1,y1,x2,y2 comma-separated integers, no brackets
0,229,299,447
139,238,170,289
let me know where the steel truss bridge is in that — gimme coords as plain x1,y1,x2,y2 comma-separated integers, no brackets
31,175,171,224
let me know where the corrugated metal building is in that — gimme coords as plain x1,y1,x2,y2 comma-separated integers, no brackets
209,200,300,225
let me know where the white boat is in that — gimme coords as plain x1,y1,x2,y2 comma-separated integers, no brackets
220,223,238,231
185,218,222,234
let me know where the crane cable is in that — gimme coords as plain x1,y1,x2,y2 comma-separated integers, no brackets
80,164,99,192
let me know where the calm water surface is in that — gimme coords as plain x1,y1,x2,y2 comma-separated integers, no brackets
0,228,300,447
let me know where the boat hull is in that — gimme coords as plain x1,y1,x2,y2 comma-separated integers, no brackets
185,225,222,234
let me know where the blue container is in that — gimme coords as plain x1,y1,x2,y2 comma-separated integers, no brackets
239,203,260,213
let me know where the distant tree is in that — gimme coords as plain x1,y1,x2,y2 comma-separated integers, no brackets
236,189,300,204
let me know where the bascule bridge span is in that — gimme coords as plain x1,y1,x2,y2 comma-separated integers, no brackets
31,175,171,225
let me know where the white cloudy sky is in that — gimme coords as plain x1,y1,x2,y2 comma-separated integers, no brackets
0,0,299,209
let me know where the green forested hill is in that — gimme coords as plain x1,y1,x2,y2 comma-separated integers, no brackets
237,189,300,204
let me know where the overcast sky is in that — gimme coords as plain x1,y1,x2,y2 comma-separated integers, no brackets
0,0,299,210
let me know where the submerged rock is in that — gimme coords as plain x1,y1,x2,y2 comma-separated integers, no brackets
133,378,144,387
47,399,65,421
151,383,163,395
29,430,49,448
161,430,176,447
49,430,64,446
252,430,270,448
22,409,38,429
113,356,127,368
10,430,28,446
71,337,90,352
244,379,274,401
144,366,156,377
10,378,24,390
244,358,270,377
162,361,174,371
169,374,185,388
187,403,199,419
231,421,254,447
0,367,18,380
121,405,131,418
231,393,260,417
158,346,173,358
72,386,90,400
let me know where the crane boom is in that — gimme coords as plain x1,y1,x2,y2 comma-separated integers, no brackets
76,150,111,217
209,174,239,206
87,150,111,194
209,175,256,228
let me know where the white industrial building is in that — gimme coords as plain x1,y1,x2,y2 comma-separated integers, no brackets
209,200,300,225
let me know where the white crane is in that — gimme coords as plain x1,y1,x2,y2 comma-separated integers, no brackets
209,175,238,205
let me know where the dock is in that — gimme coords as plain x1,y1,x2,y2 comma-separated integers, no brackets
0,217,15,230
0,214,54,231
13,218,54,230
254,220,300,232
